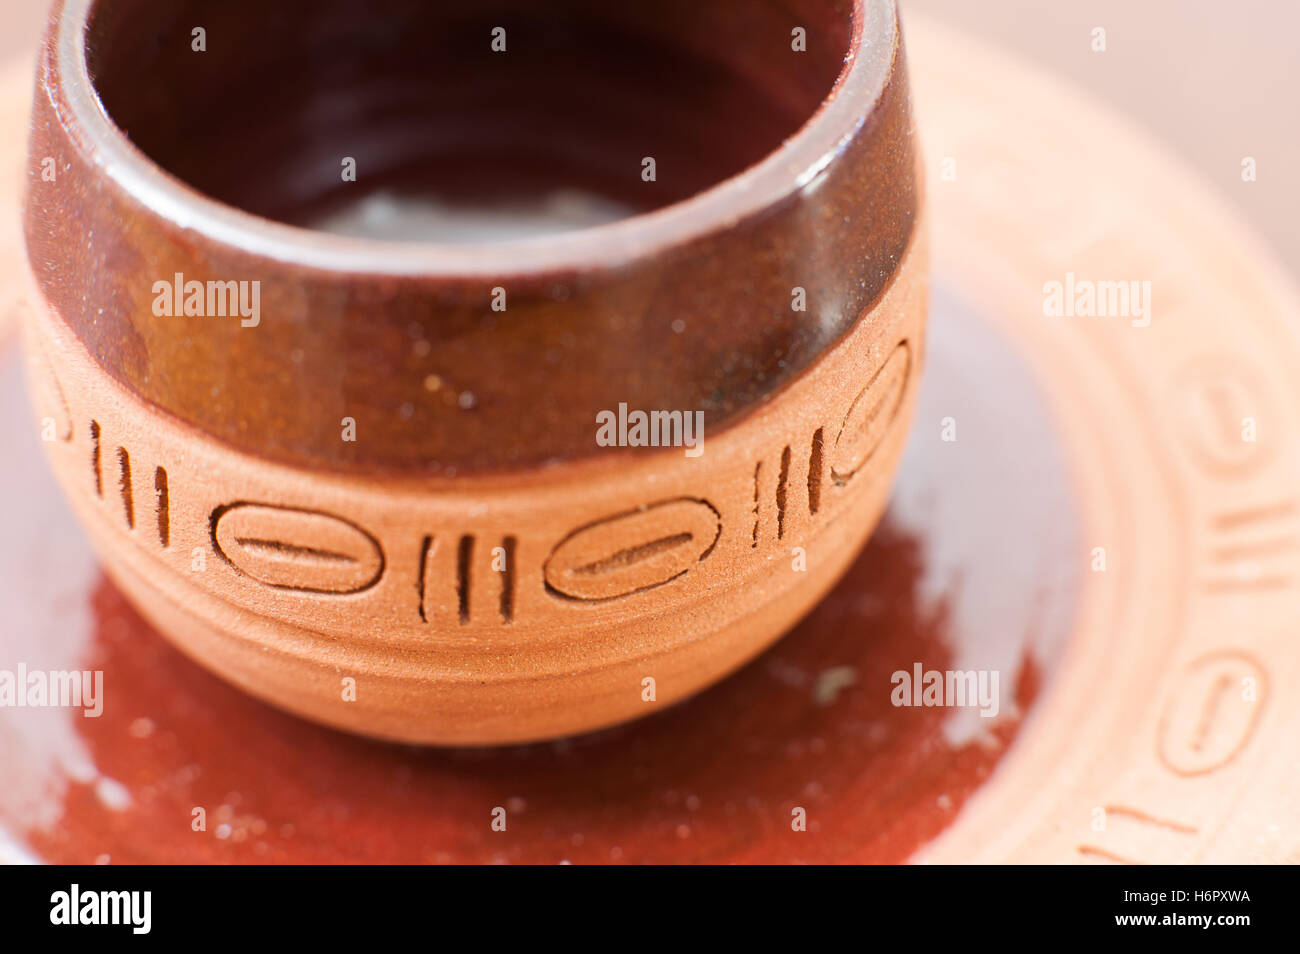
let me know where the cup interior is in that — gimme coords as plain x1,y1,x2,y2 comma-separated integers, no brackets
86,0,852,242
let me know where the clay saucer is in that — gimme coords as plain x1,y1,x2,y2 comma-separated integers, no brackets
3,13,1300,862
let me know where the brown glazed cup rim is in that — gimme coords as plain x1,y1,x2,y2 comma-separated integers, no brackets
32,0,919,474
53,0,898,279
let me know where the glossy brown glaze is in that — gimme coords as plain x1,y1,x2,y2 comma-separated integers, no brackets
28,0,916,475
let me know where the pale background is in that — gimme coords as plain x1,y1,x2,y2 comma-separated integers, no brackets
905,0,1298,277
4,1,1295,273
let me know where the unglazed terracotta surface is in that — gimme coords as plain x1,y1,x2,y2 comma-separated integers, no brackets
23,243,926,744
22,0,928,744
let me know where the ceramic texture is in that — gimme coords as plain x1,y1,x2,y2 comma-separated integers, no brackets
22,0,928,744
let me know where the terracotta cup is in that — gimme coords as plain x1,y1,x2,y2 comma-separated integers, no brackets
22,0,927,744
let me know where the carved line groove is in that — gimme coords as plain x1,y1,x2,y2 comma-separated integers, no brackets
500,536,517,624
417,535,434,623
90,420,101,497
1202,576,1289,592
117,447,133,529
457,535,473,624
1075,845,1140,865
233,538,356,563
776,445,791,539
573,533,693,576
1213,500,1294,530
808,427,824,515
155,466,169,547
1104,805,1197,834
1211,535,1295,561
